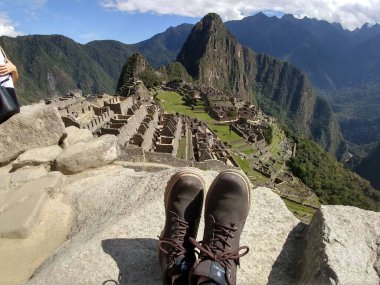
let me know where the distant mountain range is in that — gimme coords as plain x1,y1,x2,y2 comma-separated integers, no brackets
0,24,192,104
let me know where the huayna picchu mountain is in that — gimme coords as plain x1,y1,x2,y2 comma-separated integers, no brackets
177,13,345,158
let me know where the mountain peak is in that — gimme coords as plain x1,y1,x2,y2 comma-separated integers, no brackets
195,13,224,31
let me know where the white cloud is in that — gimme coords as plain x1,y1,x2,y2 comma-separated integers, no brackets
0,13,24,37
99,0,380,30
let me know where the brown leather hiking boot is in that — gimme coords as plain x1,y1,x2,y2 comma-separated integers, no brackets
158,168,205,285
189,170,251,285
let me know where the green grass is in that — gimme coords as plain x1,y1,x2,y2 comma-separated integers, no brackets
177,137,187,160
157,91,214,123
269,124,285,156
242,149,256,155
231,154,254,175
208,124,246,146
283,198,317,223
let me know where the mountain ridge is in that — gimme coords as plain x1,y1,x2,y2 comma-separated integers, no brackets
177,13,345,158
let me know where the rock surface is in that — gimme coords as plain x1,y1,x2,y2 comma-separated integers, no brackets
9,165,49,188
62,126,93,147
12,145,63,170
0,195,72,285
26,167,304,285
300,205,380,284
0,103,66,165
0,164,12,192
54,135,119,174
0,171,65,239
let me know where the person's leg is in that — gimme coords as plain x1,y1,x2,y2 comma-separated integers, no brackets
189,170,251,285
158,168,205,285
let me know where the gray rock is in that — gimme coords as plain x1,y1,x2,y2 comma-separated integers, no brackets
62,126,93,147
0,164,11,192
0,191,48,239
0,103,66,165
26,168,303,285
9,165,49,188
0,171,65,239
299,205,380,284
242,187,305,285
12,145,63,170
54,135,119,174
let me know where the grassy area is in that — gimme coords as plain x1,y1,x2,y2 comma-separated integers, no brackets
283,198,317,223
157,91,214,123
177,136,187,160
269,124,285,156
208,124,246,146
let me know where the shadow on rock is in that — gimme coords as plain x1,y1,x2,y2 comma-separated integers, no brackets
102,238,161,285
267,223,307,285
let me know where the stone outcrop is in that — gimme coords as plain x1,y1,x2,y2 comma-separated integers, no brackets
62,126,93,147
0,164,12,192
9,165,49,188
23,167,380,285
0,103,66,165
12,145,63,170
299,205,380,284
0,172,65,239
54,135,119,174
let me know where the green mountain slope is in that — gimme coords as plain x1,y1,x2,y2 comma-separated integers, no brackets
288,134,380,210
177,13,345,158
0,35,117,103
0,24,193,104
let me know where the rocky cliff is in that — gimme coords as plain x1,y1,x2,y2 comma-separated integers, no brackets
0,103,379,285
356,142,380,190
177,13,345,158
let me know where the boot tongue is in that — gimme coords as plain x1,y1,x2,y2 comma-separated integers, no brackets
192,260,227,285
167,255,192,277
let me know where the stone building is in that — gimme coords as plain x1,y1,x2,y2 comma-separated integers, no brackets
153,114,182,156
190,120,237,166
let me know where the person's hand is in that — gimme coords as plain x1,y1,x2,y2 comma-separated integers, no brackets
0,60,17,76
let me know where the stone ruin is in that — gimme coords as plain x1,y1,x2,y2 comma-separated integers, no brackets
190,119,237,166
231,118,267,144
117,77,152,101
129,105,159,151
153,113,182,155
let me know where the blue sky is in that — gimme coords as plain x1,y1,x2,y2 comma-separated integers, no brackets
1,0,380,44
0,0,201,44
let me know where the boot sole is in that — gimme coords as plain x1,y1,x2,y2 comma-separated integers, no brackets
164,167,206,208
206,169,251,213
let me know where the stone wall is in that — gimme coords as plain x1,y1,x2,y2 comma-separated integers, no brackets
120,147,235,171
171,119,182,156
141,111,159,152
85,110,114,132
104,96,133,115
117,106,147,145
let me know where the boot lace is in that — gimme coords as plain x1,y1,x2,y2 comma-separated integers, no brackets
189,222,249,285
158,217,189,261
